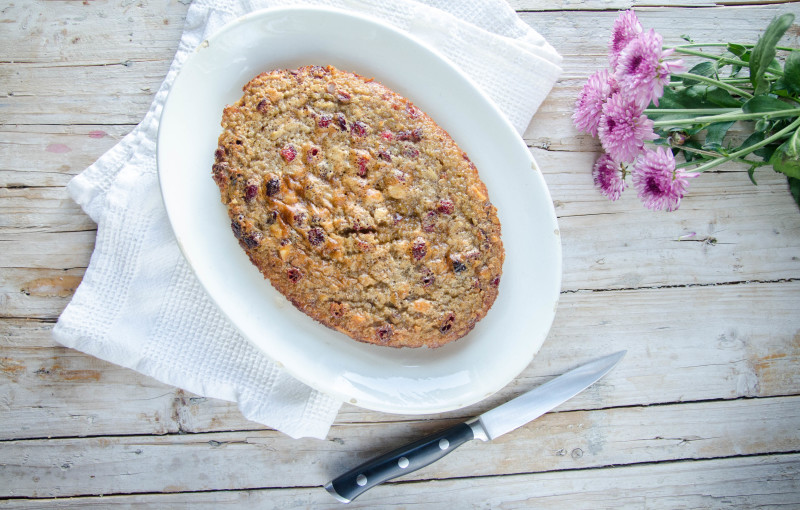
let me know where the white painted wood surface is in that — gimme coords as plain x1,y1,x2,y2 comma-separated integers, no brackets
2,1,800,508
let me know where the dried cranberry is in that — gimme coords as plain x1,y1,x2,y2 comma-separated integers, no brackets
411,238,427,260
452,259,467,273
214,148,226,161
404,147,419,159
397,128,422,142
307,146,321,164
337,91,351,103
380,131,394,141
335,113,347,131
376,324,393,343
243,231,263,249
265,210,278,225
280,144,297,162
440,313,455,333
265,177,280,197
245,180,259,202
317,114,332,128
406,104,420,118
256,99,269,114
212,163,228,186
357,155,369,177
230,219,243,239
293,212,307,226
490,276,500,287
287,268,302,283
307,227,325,246
378,150,391,162
350,121,367,137
437,199,454,215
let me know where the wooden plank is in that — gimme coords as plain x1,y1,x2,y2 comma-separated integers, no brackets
2,280,798,440
3,6,799,125
0,125,131,189
4,453,798,508
2,0,187,64
1,60,170,125
0,268,85,319
6,453,796,509
0,187,94,234
0,232,94,271
0,396,798,498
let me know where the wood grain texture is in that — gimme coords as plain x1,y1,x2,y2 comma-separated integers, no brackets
3,454,799,508
2,0,800,507
2,396,799,498
2,280,798,440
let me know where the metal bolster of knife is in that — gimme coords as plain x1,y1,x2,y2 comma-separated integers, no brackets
466,417,489,441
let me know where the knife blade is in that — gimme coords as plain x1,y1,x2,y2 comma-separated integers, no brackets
324,350,626,503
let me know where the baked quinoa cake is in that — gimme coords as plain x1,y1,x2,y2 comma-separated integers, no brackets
212,65,503,348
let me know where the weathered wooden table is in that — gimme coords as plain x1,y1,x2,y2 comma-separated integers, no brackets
3,1,800,508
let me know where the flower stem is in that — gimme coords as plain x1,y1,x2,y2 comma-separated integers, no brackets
652,108,800,127
674,145,770,168
669,46,786,77
671,72,754,99
667,42,797,52
670,47,751,68
645,108,739,115
688,116,800,173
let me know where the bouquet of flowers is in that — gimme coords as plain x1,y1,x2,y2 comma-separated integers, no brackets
574,10,800,212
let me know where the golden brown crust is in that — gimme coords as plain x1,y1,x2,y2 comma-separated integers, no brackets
213,65,503,348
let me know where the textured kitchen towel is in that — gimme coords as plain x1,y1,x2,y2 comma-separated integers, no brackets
53,0,562,439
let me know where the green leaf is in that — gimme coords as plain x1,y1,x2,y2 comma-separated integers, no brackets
707,87,744,108
727,43,748,57
748,165,758,185
755,142,779,161
742,94,792,113
769,127,800,179
789,176,800,211
784,51,800,96
750,13,795,95
740,131,766,151
772,77,788,92
755,119,771,132
702,121,736,150
683,62,718,86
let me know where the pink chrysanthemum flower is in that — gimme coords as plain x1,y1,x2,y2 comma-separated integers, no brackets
592,153,628,201
573,69,619,137
609,10,643,70
597,92,657,162
632,147,697,211
615,29,683,108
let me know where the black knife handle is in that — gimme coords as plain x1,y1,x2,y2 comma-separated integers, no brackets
325,422,475,503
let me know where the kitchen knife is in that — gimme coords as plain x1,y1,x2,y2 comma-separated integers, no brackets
324,350,626,503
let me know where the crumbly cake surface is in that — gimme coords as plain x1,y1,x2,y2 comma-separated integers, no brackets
212,65,503,348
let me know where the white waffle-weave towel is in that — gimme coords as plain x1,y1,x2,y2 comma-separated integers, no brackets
53,0,562,439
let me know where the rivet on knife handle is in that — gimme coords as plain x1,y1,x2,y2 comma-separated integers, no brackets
324,422,477,503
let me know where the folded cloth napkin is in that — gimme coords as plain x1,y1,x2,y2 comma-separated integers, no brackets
53,0,562,439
